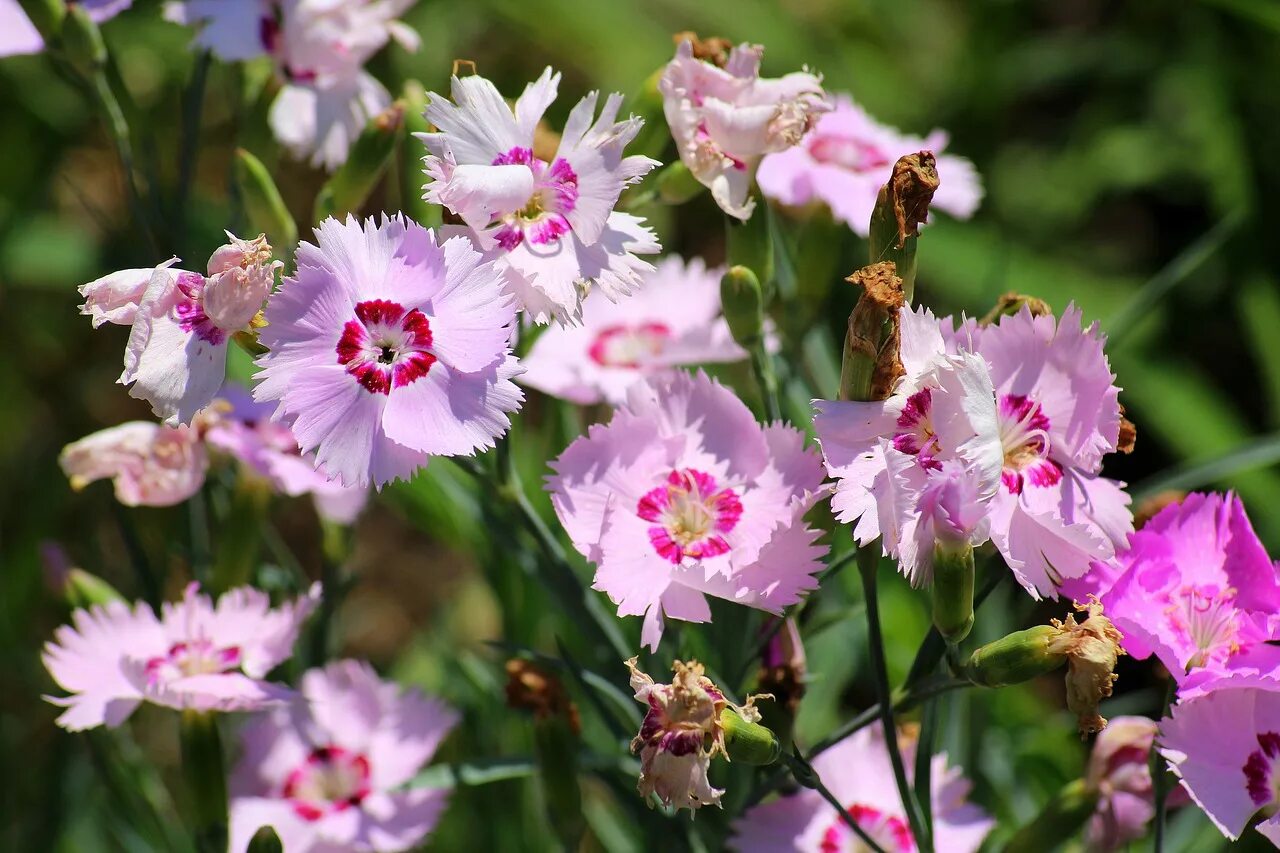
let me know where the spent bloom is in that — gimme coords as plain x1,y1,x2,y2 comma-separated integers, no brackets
0,0,132,57
627,657,763,811
518,255,747,405
1083,716,1163,851
757,93,982,235
60,419,208,507
168,0,419,170
660,36,828,221
1099,492,1280,683
79,232,281,425
420,68,659,325
548,370,828,651
730,722,993,852
229,659,458,853
42,582,319,730
254,215,522,489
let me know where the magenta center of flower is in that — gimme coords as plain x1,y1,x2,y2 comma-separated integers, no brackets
143,639,242,686
588,322,672,368
1244,732,1280,808
283,745,373,822
174,271,227,345
820,803,915,853
997,394,1062,494
808,134,891,174
1166,584,1241,669
636,469,743,564
893,387,941,469
489,146,579,249
336,299,437,396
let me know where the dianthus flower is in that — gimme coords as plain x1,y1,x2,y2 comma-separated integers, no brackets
167,0,419,169
254,215,522,488
730,722,993,852
228,659,458,853
1083,716,1164,851
419,68,660,324
0,0,131,57
42,582,319,730
80,232,281,425
757,93,981,234
548,370,828,650
518,255,746,404
660,36,827,220
60,419,208,507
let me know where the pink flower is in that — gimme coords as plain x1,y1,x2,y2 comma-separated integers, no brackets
228,659,458,853
518,256,747,404
1084,716,1162,851
730,722,993,852
1159,674,1280,844
254,215,522,488
167,0,419,170
42,582,319,730
419,68,660,324
757,94,982,235
80,233,281,425
60,420,208,507
1097,493,1280,683
813,305,1003,586
660,38,827,221
547,370,828,651
0,0,132,57
206,385,369,524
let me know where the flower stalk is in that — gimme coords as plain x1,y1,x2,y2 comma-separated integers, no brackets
179,709,228,853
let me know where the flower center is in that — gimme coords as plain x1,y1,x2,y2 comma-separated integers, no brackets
143,639,242,686
336,299,436,395
490,146,579,249
283,745,373,822
174,271,227,345
636,469,743,564
588,322,672,368
820,803,915,853
997,394,1061,494
1167,584,1241,669
808,134,890,174
893,388,941,469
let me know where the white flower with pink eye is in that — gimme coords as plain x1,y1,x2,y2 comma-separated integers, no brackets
42,582,319,731
60,420,208,507
547,370,828,651
660,37,828,221
757,93,982,235
228,659,458,853
166,0,419,170
419,67,661,324
518,255,747,405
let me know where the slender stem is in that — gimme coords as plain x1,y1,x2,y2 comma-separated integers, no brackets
111,502,160,607
179,710,228,853
89,70,156,253
1151,677,1178,851
786,750,887,853
175,50,211,248
858,547,931,852
750,345,781,422
913,689,938,840
187,488,212,585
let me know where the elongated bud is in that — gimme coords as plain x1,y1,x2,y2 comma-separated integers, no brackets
17,0,65,42
932,542,975,644
838,261,904,402
234,148,297,252
246,827,283,853
962,624,1064,688
656,160,703,205
720,265,764,348
61,5,106,75
64,568,125,609
721,707,781,765
868,152,938,303
979,291,1051,325
1003,778,1098,853
315,101,406,221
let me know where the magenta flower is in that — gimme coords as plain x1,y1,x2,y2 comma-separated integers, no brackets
813,305,1003,585
60,420,208,507
660,38,828,220
730,722,993,852
0,0,132,57
42,582,319,730
168,0,419,170
757,94,982,235
254,215,522,489
228,659,458,853
1084,716,1164,851
419,68,660,324
1098,493,1280,683
518,256,747,405
1159,675,1280,845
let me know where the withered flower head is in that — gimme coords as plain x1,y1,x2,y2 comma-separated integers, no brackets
841,261,905,402
672,31,734,66
1047,597,1126,737
874,152,940,251
504,658,581,734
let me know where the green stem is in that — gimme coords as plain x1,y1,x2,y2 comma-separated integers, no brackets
175,50,211,248
1151,677,1178,851
750,344,782,422
179,710,227,853
89,70,155,252
913,689,938,840
786,750,888,853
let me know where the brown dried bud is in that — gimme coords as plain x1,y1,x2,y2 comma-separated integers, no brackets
839,262,905,402
1046,597,1126,737
1117,404,1137,455
979,292,1053,326
505,659,581,735
451,58,478,77
873,152,940,252
1134,490,1185,529
673,31,734,66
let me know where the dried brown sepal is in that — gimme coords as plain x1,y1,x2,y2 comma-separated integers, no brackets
1117,403,1137,455
840,262,905,402
505,658,582,735
1134,490,1185,529
979,292,1053,326
872,152,939,251
673,31,734,66
1047,597,1126,738
451,58,478,77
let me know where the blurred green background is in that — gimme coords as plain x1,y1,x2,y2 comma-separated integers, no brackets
3,0,1280,849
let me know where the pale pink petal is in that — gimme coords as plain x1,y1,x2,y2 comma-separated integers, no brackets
79,268,153,328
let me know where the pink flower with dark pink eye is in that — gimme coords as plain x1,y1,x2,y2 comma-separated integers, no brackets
41,582,319,731
228,659,458,853
60,420,208,507
253,215,522,489
730,721,993,853
419,68,661,324
757,94,982,235
518,256,748,405
1158,675,1280,845
1083,716,1169,851
1,0,132,57
1096,493,1280,684
660,38,828,221
548,370,828,651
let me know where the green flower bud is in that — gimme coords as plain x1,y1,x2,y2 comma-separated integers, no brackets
979,291,1052,326
931,542,975,645
1002,778,1098,853
720,707,781,766
725,201,773,298
720,265,764,349
656,161,703,205
64,568,124,609
61,5,106,76
961,624,1064,688
234,148,297,253
314,101,406,221
17,0,65,42
246,827,283,853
